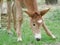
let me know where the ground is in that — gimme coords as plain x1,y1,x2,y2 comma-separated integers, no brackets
0,6,60,45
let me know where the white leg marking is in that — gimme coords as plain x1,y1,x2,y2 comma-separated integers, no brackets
52,35,56,39
35,33,41,39
17,36,22,42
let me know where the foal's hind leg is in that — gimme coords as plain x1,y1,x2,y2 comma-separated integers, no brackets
42,22,56,39
15,0,23,41
7,0,12,34
0,0,3,29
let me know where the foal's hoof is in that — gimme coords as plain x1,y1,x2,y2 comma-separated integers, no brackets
52,35,56,39
7,31,13,35
0,27,1,29
17,37,22,42
36,38,40,41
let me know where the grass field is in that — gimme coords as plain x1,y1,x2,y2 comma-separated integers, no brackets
0,6,60,45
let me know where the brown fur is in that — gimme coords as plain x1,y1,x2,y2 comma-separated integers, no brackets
1,0,56,41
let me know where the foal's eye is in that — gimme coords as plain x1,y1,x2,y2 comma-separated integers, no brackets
33,23,35,26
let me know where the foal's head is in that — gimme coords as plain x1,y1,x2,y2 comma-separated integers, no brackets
25,8,50,24
25,8,50,41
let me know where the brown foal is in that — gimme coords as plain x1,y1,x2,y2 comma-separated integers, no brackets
1,0,56,41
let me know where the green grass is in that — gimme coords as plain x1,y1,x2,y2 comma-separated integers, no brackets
0,8,60,45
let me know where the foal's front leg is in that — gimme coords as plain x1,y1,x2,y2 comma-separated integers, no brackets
42,22,56,39
15,0,23,41
12,1,16,30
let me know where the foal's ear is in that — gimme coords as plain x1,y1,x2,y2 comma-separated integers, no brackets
40,8,50,16
24,11,30,15
24,11,34,17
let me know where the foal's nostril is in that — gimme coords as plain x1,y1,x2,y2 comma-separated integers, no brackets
33,24,35,26
36,38,40,41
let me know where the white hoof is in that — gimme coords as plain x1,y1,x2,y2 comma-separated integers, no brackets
17,37,22,42
35,33,41,39
52,35,56,39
